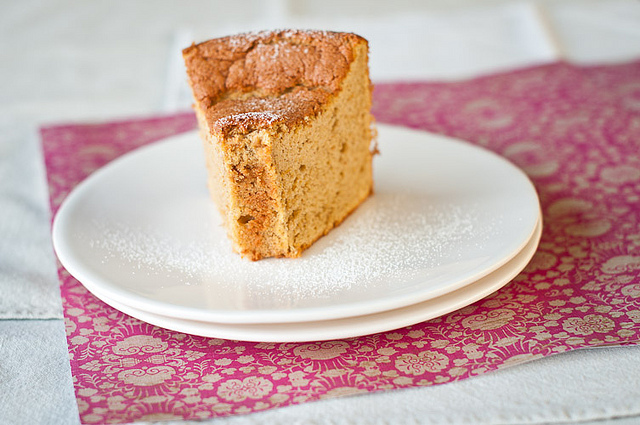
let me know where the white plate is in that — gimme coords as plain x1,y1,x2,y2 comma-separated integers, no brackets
88,219,541,342
52,124,540,324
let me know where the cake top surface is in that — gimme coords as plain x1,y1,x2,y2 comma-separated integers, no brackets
183,29,367,135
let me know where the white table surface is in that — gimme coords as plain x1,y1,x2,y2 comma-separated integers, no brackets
2,1,640,424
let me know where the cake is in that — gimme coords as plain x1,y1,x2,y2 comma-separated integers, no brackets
182,30,375,260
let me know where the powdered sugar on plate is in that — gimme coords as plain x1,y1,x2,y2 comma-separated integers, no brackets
89,192,489,310
54,125,540,322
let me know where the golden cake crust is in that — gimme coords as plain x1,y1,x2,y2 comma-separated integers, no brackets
182,30,366,136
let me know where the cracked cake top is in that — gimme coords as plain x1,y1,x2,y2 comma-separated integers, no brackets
182,30,366,135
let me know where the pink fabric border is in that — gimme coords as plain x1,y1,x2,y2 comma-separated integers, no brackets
42,61,640,423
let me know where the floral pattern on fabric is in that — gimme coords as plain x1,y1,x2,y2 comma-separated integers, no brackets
42,61,640,424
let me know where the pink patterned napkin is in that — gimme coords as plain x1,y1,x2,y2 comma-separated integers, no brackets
43,61,640,424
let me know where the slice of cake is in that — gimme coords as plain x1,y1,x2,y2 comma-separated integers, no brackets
183,30,375,260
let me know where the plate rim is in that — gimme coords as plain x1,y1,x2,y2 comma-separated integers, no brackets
84,218,542,342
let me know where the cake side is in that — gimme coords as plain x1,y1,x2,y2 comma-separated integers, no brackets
195,107,289,260
268,39,374,256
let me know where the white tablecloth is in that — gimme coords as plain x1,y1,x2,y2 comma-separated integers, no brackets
2,1,640,424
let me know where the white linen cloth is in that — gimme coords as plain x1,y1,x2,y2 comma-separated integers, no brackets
1,1,640,424
0,126,62,319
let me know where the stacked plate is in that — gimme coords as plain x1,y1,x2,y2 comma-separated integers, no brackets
52,125,542,342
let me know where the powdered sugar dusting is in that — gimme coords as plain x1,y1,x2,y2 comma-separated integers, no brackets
88,191,496,313
216,111,282,128
221,29,341,52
